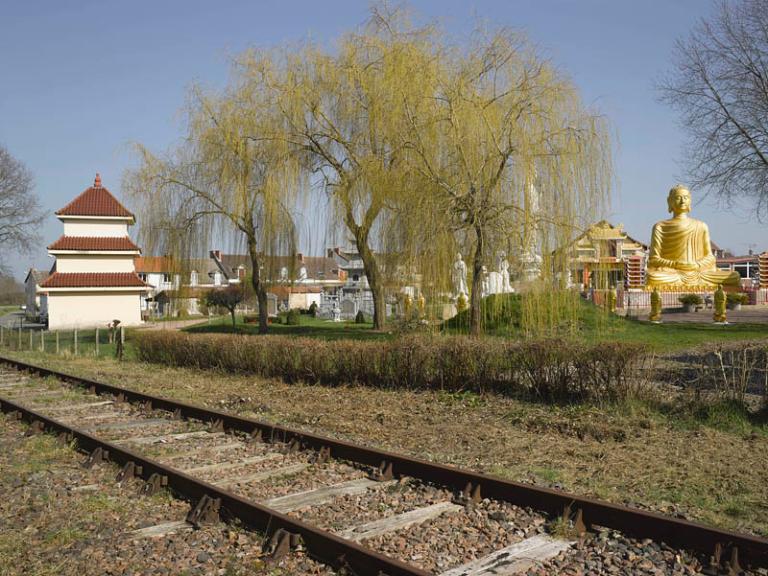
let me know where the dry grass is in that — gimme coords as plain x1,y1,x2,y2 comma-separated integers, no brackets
4,350,768,537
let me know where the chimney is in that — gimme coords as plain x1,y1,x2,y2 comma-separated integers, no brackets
209,250,222,261
297,252,304,263
94,173,102,188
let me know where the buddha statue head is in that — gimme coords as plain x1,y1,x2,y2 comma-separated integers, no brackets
667,184,692,216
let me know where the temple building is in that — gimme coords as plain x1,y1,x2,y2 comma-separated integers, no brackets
567,221,648,289
39,174,149,329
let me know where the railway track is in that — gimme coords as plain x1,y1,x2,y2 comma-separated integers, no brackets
0,355,765,576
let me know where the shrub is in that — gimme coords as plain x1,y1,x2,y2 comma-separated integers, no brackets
308,301,318,317
678,294,703,306
243,315,259,324
355,310,366,324
726,292,749,305
286,308,301,325
135,331,647,403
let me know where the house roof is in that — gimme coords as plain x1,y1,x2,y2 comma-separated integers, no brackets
40,272,148,289
134,256,175,274
213,252,344,282
55,174,134,219
24,268,50,286
48,236,140,252
134,256,216,275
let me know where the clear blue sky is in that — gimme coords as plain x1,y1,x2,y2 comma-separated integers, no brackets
2,0,763,280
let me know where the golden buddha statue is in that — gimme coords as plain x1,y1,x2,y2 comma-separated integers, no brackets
646,185,740,290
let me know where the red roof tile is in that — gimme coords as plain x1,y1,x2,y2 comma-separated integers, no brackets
134,256,175,274
40,272,148,289
55,174,134,218
48,236,140,251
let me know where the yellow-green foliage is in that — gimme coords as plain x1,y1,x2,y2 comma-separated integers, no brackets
126,5,611,337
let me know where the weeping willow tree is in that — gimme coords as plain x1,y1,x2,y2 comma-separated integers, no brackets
399,29,611,336
125,78,302,334
240,8,436,330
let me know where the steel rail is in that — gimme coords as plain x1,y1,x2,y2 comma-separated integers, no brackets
2,354,767,569
0,395,430,576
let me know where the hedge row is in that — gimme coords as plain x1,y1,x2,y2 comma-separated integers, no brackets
135,332,647,403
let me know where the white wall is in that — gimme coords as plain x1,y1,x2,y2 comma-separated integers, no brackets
288,293,322,310
47,292,143,329
55,255,136,273
25,279,39,317
62,219,129,237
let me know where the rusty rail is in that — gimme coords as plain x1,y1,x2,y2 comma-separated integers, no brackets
1,354,767,569
0,395,429,576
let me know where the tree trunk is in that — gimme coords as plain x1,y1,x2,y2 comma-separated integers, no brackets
469,224,484,336
246,231,269,334
230,307,236,329
355,230,386,330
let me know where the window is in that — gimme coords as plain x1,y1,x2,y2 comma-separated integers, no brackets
352,274,360,282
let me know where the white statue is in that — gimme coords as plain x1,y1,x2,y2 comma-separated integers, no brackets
298,266,308,282
452,252,468,299
332,302,341,322
497,251,512,293
279,266,288,283
480,265,490,298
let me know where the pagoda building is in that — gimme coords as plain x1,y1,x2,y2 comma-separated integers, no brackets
39,174,149,329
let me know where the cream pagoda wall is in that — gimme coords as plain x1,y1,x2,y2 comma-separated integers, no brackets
55,255,137,273
47,292,143,329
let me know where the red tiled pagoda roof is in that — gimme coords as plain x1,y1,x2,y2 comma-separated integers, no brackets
48,236,140,251
55,174,134,218
40,272,148,289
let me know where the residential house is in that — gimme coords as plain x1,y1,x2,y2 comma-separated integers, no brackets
39,174,149,329
209,250,345,310
23,268,50,321
567,221,648,289
135,256,220,317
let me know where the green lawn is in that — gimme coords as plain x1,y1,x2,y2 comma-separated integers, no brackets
185,314,389,341
0,306,21,318
184,305,768,351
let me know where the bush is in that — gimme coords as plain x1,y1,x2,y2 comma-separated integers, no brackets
243,315,259,324
355,310,366,324
726,292,749,305
286,308,301,325
308,302,318,317
678,294,703,306
135,331,648,403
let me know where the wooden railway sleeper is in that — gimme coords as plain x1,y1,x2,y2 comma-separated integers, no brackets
116,461,143,483
141,473,168,495
250,428,263,442
172,408,182,420
186,494,221,528
263,528,302,562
